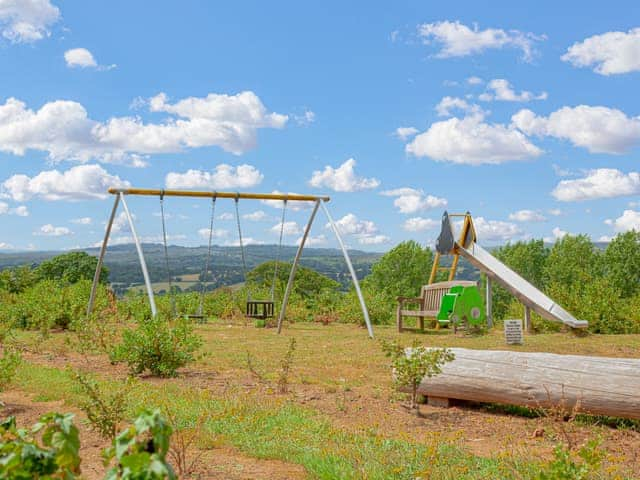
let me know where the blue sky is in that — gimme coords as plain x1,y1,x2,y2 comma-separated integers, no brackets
1,0,640,252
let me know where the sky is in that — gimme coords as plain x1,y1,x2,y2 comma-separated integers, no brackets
1,0,640,252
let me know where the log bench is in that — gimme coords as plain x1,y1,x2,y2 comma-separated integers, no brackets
396,280,477,332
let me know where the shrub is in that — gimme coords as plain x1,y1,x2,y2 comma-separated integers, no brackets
111,316,202,377
0,348,21,394
536,439,603,480
104,409,176,480
0,412,81,479
277,337,297,394
381,339,454,410
73,371,133,440
337,286,394,325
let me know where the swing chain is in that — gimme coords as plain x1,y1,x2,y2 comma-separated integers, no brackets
270,199,287,302
234,195,251,302
197,193,217,316
159,190,177,318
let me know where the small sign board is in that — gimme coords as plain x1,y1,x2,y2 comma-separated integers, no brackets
504,319,524,345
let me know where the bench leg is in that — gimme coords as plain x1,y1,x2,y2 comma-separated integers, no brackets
419,316,424,332
397,305,403,333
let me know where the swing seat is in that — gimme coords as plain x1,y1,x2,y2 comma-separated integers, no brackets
246,301,274,319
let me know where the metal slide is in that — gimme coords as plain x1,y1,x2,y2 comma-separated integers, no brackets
436,212,588,329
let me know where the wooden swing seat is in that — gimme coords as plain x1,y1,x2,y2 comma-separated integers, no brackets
246,301,274,319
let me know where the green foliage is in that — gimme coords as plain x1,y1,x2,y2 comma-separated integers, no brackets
111,316,202,377
603,230,640,298
276,337,296,394
381,339,454,409
73,371,134,440
336,285,394,325
366,241,433,299
544,235,601,288
104,409,176,480
0,412,81,479
0,265,38,294
0,348,21,393
536,440,603,480
246,261,341,299
36,251,109,285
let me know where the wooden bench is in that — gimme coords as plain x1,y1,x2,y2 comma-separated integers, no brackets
396,280,477,332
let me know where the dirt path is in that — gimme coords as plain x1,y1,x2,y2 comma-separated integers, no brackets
1,390,307,480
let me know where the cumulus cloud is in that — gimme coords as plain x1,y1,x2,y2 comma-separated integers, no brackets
551,168,640,202
0,92,286,165
293,109,315,126
406,112,542,165
165,164,263,190
479,79,547,102
261,191,312,212
0,242,13,250
1,164,130,202
418,20,543,61
548,208,563,216
0,201,28,216
0,0,60,43
435,96,484,117
472,217,523,242
544,226,569,243
605,210,640,232
381,188,447,214
512,105,640,154
562,28,640,75
394,127,419,141
71,217,92,225
197,228,228,239
64,47,115,70
297,234,327,247
242,210,267,221
467,76,483,85
36,224,72,236
309,158,380,192
329,213,389,245
271,221,301,236
508,209,546,222
224,237,264,247
403,217,439,232
218,212,234,221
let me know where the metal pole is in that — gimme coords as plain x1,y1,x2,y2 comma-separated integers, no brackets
120,193,158,317
87,194,120,316
524,305,532,333
321,201,374,339
277,200,320,334
486,275,493,329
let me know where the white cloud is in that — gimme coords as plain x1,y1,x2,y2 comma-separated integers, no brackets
508,209,546,222
218,212,234,221
605,210,640,233
165,164,263,190
407,112,542,165
467,76,483,85
271,221,301,236
261,191,312,211
357,234,390,245
562,28,640,75
110,212,131,234
473,217,522,242
64,48,97,68
71,217,92,225
551,168,640,202
197,228,228,239
224,237,264,247
381,188,447,214
543,227,570,243
403,217,439,232
0,202,28,216
418,20,542,61
512,105,640,154
0,0,60,43
552,164,572,177
309,158,380,192
242,210,267,221
0,242,13,250
548,208,563,216
1,164,130,202
0,92,286,165
329,213,389,245
394,127,419,141
293,109,315,126
104,233,187,247
479,79,547,102
36,224,72,236
435,96,484,117
297,234,327,247
598,235,614,243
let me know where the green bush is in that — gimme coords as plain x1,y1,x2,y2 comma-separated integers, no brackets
336,286,394,325
111,316,202,377
0,348,21,393
0,413,81,479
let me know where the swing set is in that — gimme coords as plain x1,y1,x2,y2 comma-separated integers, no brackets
86,187,374,338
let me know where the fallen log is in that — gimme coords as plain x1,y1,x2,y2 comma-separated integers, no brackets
412,348,640,420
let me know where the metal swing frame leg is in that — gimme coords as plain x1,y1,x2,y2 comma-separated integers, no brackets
86,193,158,318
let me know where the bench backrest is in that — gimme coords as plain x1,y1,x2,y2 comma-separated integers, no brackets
421,280,477,311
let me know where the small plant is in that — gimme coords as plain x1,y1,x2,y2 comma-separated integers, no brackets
103,409,176,480
245,351,267,383
0,412,81,479
537,439,604,480
381,339,454,411
73,371,134,440
0,344,21,400
276,337,297,394
111,316,202,377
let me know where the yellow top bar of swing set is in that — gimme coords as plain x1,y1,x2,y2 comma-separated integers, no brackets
108,187,331,202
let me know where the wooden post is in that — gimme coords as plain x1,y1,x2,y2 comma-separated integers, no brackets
485,275,493,329
524,305,532,333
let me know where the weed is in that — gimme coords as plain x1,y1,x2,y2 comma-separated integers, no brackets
536,439,604,480
276,337,296,394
